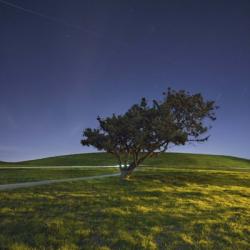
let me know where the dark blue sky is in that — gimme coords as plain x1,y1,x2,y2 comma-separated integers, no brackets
0,0,249,161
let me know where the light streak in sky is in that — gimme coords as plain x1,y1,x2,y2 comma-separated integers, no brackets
0,0,129,47
0,0,102,38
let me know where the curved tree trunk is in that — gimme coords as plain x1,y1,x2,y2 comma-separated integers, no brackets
120,163,136,180
120,169,133,180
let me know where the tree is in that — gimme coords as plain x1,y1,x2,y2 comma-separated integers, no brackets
81,88,217,180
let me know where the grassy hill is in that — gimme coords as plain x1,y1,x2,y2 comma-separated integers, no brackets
0,161,9,166
3,152,250,169
0,152,250,249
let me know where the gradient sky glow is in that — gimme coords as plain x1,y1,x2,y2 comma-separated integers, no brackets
0,0,250,161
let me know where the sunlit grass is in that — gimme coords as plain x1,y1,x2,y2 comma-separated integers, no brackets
0,163,250,249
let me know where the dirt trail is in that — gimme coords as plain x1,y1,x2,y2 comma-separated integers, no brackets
0,173,119,191
0,165,118,169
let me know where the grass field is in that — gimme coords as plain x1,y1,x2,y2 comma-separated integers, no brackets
0,153,250,249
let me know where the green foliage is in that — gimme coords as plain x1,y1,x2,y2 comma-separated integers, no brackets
81,89,217,174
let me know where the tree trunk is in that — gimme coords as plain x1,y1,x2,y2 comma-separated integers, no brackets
120,169,133,180
120,163,136,180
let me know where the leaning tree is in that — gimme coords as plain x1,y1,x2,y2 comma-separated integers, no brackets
81,88,217,179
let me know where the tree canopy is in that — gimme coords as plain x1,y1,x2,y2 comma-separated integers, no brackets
81,88,217,179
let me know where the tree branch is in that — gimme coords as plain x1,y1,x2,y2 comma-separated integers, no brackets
188,135,210,142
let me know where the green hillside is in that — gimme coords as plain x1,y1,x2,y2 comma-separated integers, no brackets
1,153,250,249
2,152,250,169
16,153,117,166
1,152,250,249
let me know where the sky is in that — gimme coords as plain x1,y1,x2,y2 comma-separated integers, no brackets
0,0,249,161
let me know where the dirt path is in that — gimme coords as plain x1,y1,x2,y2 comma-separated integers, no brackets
0,173,119,191
0,165,119,169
